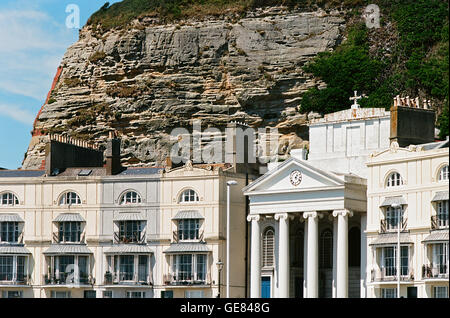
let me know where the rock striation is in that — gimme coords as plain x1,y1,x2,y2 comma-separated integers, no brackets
23,7,346,169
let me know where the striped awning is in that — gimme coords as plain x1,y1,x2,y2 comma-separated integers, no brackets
380,196,407,208
113,212,146,221
0,245,31,254
369,233,414,246
422,230,449,243
53,213,85,222
172,210,204,220
105,244,154,254
43,244,93,255
0,214,24,222
164,243,211,254
431,191,449,202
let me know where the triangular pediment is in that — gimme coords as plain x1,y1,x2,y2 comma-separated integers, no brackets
244,158,344,194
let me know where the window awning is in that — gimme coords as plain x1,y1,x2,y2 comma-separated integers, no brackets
164,243,211,254
431,191,449,202
369,233,414,246
172,210,204,220
43,244,93,255
53,213,85,222
105,244,154,254
0,214,24,222
380,196,407,208
0,245,31,254
422,230,449,243
113,212,146,221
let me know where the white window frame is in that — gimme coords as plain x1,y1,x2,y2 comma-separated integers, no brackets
171,254,208,283
434,286,449,298
0,255,28,283
385,206,404,232
262,227,275,268
438,165,449,182
59,192,81,206
126,291,146,298
386,172,404,188
437,200,449,228
381,288,397,298
119,191,142,205
178,189,199,203
0,192,19,206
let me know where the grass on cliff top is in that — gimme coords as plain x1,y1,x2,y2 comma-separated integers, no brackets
87,0,365,30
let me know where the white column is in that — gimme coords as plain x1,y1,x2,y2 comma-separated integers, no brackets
303,219,308,298
275,213,290,298
332,215,338,298
360,214,367,298
247,215,261,298
333,209,353,298
303,211,319,298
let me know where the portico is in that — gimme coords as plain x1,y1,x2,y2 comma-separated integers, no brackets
243,157,367,298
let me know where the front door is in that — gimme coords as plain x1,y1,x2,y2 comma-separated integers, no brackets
295,277,303,298
261,276,271,298
407,287,417,298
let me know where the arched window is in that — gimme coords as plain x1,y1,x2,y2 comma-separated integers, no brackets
0,192,19,206
438,165,449,181
119,191,142,205
319,229,333,269
59,192,81,206
262,227,275,267
386,172,403,187
179,189,199,203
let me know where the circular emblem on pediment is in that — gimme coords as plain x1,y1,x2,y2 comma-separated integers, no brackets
290,170,302,186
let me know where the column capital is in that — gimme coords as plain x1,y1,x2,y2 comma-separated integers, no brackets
332,209,353,218
247,215,261,222
274,213,294,221
303,211,325,219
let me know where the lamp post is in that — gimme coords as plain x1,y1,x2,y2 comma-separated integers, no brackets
216,261,223,298
391,203,402,298
226,180,238,298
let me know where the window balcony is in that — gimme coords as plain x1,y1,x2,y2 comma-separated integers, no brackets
103,271,152,286
371,267,414,282
163,272,211,286
113,231,146,244
172,230,204,244
380,218,408,234
52,231,85,244
431,215,449,230
43,272,94,286
0,275,31,286
422,264,449,280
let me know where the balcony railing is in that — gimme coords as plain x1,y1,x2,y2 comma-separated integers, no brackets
0,275,30,286
113,231,146,244
163,272,211,286
52,231,85,244
103,272,152,286
371,267,414,282
172,230,204,243
422,264,449,279
431,215,449,230
43,273,94,285
380,218,408,234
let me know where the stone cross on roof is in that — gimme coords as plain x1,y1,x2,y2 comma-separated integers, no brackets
349,90,362,109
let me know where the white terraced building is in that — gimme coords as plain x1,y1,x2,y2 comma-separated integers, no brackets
365,138,449,298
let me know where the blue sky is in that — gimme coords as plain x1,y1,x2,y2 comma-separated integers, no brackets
0,0,122,169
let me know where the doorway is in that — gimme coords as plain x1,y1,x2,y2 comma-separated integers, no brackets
261,276,271,298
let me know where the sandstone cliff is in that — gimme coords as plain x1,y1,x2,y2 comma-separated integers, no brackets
23,7,346,169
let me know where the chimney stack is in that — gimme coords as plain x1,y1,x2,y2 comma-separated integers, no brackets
105,131,123,175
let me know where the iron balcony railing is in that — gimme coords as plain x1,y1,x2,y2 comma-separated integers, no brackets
172,230,204,243
113,231,146,244
422,264,449,279
371,267,414,282
163,272,211,286
103,272,152,286
43,273,94,285
52,231,85,244
380,218,408,234
431,215,449,230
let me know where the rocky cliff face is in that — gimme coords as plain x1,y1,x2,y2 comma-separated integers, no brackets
23,7,346,169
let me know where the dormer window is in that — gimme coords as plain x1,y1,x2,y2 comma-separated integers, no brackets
179,189,199,203
0,192,19,206
59,192,81,206
438,165,449,181
386,172,403,188
119,191,142,205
